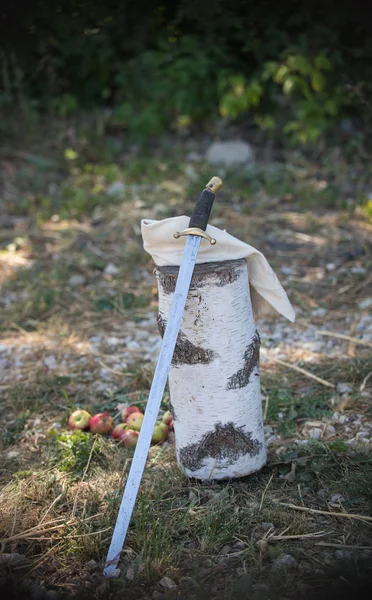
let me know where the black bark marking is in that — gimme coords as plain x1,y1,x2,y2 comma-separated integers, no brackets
157,315,216,365
156,259,246,295
227,331,260,390
179,422,262,471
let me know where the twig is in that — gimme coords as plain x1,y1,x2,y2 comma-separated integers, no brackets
66,526,112,539
316,330,372,349
97,359,125,376
315,542,372,550
72,437,97,517
259,473,273,511
1,521,73,544
270,358,335,388
274,501,372,523
271,531,326,541
360,371,372,393
39,493,64,525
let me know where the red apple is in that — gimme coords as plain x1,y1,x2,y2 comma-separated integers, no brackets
89,412,114,434
68,409,92,431
112,423,129,440
118,429,139,448
125,412,144,431
121,405,143,422
162,410,173,427
151,421,168,445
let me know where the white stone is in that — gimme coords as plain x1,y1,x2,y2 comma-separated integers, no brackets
6,451,20,459
358,297,372,309
186,151,202,162
104,263,120,276
271,554,298,572
68,274,85,287
336,382,353,395
205,140,254,167
107,181,125,197
311,307,327,317
159,577,177,590
106,337,121,346
308,428,322,440
44,355,57,369
325,424,336,436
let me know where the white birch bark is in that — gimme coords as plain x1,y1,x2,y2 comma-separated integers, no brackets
156,259,267,480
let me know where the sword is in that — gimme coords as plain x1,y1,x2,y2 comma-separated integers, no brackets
103,176,223,576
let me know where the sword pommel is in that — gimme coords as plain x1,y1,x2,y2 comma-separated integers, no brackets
206,176,223,194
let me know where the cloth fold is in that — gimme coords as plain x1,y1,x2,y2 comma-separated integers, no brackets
141,216,295,322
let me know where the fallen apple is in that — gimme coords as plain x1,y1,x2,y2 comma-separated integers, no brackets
125,412,144,431
121,405,143,422
118,429,139,448
112,423,129,440
89,412,114,434
68,409,92,431
151,421,168,444
162,410,173,427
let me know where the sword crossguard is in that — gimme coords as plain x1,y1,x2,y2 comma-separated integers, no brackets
173,227,217,245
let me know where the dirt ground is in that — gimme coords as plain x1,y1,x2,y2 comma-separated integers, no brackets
0,129,372,599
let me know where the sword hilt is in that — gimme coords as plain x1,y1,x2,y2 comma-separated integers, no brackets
174,176,223,243
189,176,223,231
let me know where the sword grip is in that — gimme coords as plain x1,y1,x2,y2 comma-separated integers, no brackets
189,176,223,231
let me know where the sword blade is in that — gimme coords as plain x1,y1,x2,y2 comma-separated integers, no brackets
104,234,201,576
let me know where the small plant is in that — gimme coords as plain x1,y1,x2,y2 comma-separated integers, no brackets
48,430,102,475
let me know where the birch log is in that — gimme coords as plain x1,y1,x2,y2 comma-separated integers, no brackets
156,258,266,480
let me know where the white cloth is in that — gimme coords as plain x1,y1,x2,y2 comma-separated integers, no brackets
141,216,295,322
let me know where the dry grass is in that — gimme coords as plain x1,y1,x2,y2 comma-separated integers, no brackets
1,135,372,598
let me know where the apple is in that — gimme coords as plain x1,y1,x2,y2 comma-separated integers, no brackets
162,410,173,427
125,412,144,431
121,405,143,422
68,409,92,431
118,429,139,448
151,421,168,445
112,423,129,440
89,412,114,434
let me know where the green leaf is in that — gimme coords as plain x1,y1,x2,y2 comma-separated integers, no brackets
311,71,326,92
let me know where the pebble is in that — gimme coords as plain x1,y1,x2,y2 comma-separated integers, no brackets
308,428,322,440
266,435,279,446
325,424,336,436
330,494,345,503
104,263,120,276
206,140,254,167
335,549,352,560
68,274,85,287
85,559,97,571
44,355,57,369
6,450,19,459
107,181,125,197
106,337,121,346
185,151,202,162
311,307,327,317
261,522,274,531
271,554,298,572
358,297,372,309
336,382,353,395
159,577,177,590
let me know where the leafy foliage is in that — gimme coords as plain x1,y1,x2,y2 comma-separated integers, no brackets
0,2,372,143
